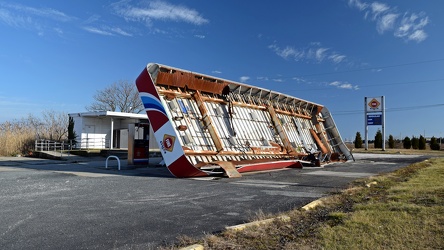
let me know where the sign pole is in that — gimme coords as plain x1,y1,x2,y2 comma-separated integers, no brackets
382,96,385,151
364,97,368,150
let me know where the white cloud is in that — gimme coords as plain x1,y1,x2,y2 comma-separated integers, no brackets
315,48,329,61
370,2,389,18
0,2,74,36
83,26,132,36
257,76,269,81
377,13,398,34
408,29,427,43
348,0,430,43
194,34,205,39
0,8,29,28
113,0,209,26
240,76,250,83
395,12,429,43
348,0,368,11
212,70,222,74
83,26,114,36
0,2,73,22
329,81,359,90
329,54,346,63
269,42,346,65
111,27,132,36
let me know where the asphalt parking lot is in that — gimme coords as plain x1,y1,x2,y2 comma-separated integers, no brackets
0,153,429,249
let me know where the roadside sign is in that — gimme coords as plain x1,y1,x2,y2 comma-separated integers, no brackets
366,97,383,112
367,114,382,125
364,96,385,150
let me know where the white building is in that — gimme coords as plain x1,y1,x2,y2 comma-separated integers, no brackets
68,111,151,149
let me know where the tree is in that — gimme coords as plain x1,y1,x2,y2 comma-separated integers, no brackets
403,136,411,149
68,116,77,145
354,132,363,148
430,137,440,150
41,110,69,141
374,129,383,148
419,135,426,150
388,134,395,149
86,80,143,113
411,136,419,149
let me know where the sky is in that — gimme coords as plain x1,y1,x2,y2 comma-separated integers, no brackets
1,0,443,141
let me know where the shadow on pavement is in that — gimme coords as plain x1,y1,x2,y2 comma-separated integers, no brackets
0,155,175,178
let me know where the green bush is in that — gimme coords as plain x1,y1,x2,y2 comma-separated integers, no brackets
411,136,419,150
430,137,441,151
419,135,426,150
388,135,395,149
354,132,363,148
403,136,411,149
374,129,383,148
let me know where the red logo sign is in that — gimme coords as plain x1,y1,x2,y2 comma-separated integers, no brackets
368,98,380,110
162,134,176,152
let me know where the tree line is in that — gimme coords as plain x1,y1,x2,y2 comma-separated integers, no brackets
354,130,441,150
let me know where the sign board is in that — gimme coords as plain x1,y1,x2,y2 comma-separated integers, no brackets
366,97,383,112
367,114,382,125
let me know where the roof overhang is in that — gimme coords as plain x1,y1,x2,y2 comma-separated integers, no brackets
68,111,148,120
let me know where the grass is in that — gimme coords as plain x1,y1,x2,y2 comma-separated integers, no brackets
166,158,444,250
351,147,444,157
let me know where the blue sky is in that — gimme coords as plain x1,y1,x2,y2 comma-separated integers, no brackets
1,0,443,141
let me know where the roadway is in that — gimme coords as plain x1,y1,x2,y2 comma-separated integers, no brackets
0,153,428,249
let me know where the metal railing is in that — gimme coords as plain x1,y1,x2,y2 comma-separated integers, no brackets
76,137,109,149
35,138,112,151
35,139,72,152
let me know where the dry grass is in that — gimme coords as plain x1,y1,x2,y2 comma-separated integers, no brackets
0,112,68,156
166,158,444,250
0,120,37,156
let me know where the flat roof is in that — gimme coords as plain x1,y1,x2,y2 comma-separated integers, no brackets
69,111,148,120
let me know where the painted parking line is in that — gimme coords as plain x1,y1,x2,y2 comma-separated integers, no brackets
302,170,374,178
0,166,30,172
52,171,117,178
262,190,323,198
231,179,298,188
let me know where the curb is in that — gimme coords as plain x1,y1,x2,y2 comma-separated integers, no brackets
179,244,204,250
300,197,327,211
181,197,325,249
225,215,291,231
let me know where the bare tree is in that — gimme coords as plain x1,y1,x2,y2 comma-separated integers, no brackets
86,80,143,113
41,110,69,141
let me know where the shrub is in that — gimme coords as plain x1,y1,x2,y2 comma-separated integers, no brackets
419,135,426,150
374,129,383,148
430,137,441,151
403,136,411,149
411,136,419,150
354,132,363,148
388,135,395,149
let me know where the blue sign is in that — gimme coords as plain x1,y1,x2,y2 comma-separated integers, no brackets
367,114,382,125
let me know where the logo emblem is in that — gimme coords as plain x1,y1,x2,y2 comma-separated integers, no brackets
162,134,176,152
368,98,380,110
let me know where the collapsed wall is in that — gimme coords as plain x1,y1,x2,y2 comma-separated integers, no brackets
136,63,353,178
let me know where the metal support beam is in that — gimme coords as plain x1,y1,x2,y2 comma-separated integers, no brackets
267,105,294,154
193,91,224,152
